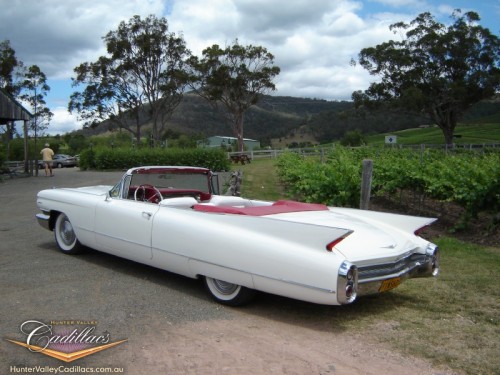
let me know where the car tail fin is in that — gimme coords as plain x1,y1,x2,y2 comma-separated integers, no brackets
326,232,352,251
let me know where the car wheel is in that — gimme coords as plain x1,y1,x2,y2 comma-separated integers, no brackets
204,277,256,306
57,163,63,168
54,213,83,254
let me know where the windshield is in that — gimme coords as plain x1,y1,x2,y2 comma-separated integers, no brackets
130,171,210,192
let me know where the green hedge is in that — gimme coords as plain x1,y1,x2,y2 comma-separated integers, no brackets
78,147,230,172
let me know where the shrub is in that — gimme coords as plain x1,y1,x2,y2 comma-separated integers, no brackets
79,147,230,172
277,148,362,207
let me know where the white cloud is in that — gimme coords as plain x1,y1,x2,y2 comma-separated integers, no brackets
371,0,426,7
46,107,81,135
168,0,396,101
1,0,165,78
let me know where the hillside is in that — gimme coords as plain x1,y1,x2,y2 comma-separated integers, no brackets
81,93,500,146
367,123,500,145
82,93,348,146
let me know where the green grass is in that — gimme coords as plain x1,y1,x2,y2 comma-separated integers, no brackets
354,237,500,375
230,158,284,201
233,158,500,375
366,123,500,145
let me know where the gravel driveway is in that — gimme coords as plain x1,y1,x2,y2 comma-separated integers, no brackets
0,168,457,375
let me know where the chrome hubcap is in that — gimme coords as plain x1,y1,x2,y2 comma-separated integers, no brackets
60,218,75,246
212,279,239,295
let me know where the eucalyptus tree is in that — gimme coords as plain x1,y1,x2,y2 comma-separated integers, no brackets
69,15,191,143
0,40,24,144
0,40,21,95
18,65,52,172
1,41,51,165
19,65,53,136
352,10,499,145
188,41,280,152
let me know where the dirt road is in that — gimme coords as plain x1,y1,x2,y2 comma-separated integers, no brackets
0,168,457,374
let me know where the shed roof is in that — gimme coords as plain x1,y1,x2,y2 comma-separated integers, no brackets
208,135,259,142
0,87,33,124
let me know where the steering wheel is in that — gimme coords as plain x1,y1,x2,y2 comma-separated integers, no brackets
134,184,163,203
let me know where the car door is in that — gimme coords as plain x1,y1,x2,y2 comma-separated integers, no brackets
94,197,159,263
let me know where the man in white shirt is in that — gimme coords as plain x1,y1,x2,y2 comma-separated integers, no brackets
40,143,54,177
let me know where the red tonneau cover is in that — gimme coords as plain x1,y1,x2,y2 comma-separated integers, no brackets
193,200,329,216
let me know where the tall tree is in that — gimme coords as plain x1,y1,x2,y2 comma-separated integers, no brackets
18,65,52,173
69,15,191,143
188,41,280,151
0,40,22,95
19,65,53,137
0,40,23,146
352,10,499,145
1,41,51,166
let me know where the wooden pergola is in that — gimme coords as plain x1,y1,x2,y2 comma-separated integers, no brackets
0,87,32,173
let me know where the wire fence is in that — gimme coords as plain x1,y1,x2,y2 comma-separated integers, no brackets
3,143,499,172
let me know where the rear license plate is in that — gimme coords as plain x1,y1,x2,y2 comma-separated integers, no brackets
379,277,401,292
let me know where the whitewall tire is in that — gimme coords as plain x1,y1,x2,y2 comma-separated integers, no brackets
204,277,256,306
54,213,83,254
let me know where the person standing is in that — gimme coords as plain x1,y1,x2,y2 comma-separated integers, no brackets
40,143,54,177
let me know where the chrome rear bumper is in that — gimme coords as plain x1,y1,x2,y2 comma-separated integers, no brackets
357,243,440,296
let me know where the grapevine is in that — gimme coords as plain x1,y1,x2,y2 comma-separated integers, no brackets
276,147,500,228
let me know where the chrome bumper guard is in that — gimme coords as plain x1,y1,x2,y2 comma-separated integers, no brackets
36,213,51,231
357,243,440,296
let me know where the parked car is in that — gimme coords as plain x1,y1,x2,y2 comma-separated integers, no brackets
35,166,440,306
38,154,77,169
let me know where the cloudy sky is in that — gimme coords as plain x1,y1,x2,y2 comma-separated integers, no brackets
1,0,498,135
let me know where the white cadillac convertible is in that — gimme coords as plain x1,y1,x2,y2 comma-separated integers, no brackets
36,166,440,306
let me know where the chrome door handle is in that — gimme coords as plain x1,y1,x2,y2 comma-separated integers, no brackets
142,212,152,219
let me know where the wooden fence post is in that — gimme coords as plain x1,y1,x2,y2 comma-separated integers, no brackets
360,159,373,210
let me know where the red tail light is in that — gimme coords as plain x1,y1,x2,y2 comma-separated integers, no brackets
326,234,350,251
414,225,429,236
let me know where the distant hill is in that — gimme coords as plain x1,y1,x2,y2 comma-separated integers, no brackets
82,93,350,145
367,123,500,145
81,93,500,147
462,95,500,124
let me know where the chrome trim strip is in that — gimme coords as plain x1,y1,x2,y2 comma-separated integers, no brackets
152,246,337,294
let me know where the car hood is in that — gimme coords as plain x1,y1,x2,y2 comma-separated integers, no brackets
267,207,435,262
36,185,113,213
59,185,112,196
